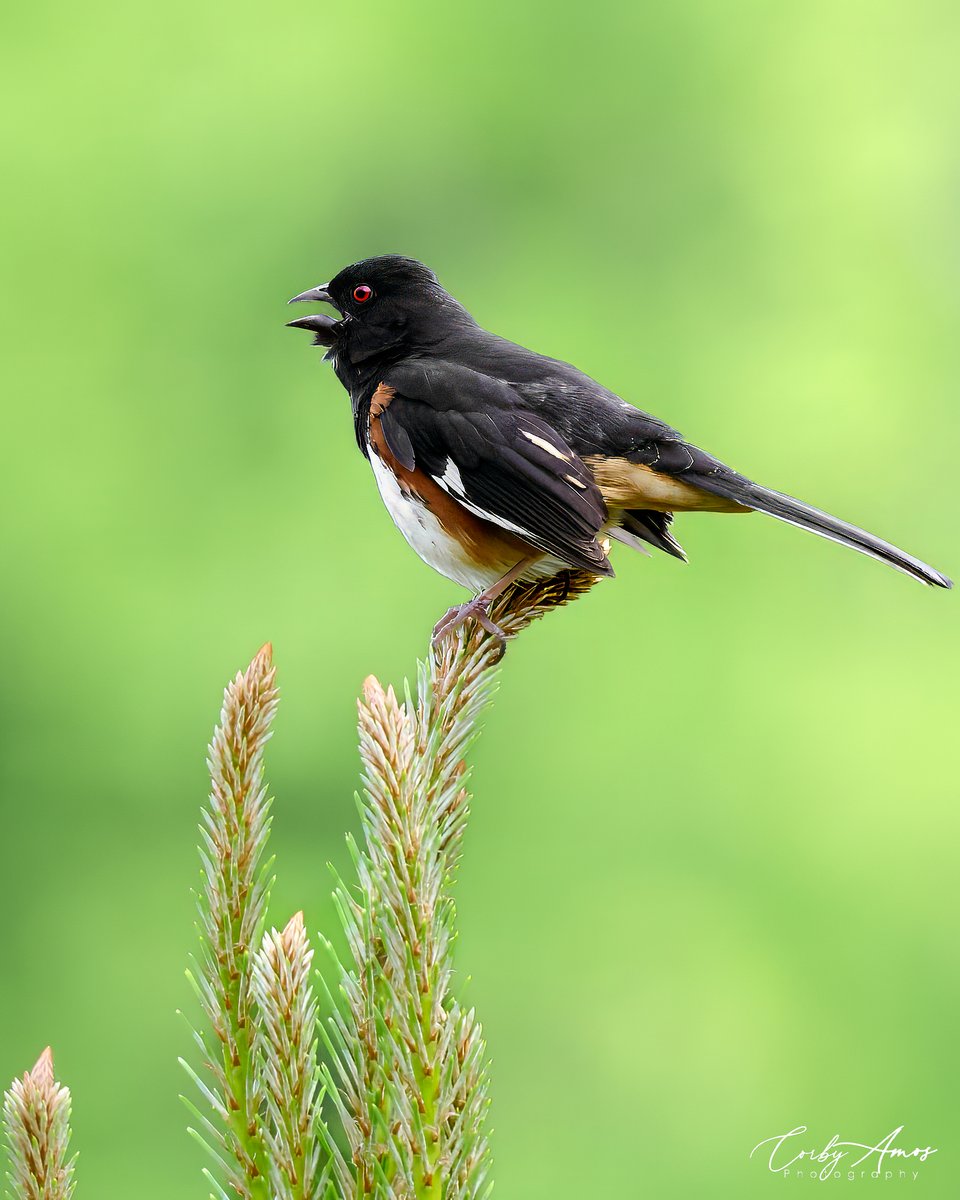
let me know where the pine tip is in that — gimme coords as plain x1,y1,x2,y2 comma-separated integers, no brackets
279,910,308,960
30,1046,55,1089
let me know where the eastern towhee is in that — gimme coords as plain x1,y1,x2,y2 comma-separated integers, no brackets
288,256,951,652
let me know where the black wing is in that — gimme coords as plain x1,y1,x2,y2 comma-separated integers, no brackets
376,360,614,576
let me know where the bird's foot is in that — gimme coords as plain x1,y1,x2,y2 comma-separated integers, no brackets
432,595,509,661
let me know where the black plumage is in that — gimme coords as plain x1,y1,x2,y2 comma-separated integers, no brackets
288,255,951,597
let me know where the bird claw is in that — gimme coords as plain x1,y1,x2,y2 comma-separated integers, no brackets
432,596,509,661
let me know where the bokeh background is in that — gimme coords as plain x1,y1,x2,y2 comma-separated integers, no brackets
2,1,958,1195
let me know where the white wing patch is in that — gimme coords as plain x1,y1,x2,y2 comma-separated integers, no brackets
431,462,537,541
446,493,533,540
432,447,591,548
520,429,569,460
439,458,466,496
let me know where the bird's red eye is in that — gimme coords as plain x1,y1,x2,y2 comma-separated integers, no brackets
353,285,373,303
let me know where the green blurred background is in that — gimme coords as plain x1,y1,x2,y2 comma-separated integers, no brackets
1,1,958,1195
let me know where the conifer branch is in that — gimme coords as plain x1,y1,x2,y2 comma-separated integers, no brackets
326,570,597,1198
251,912,327,1200
3,1047,76,1200
185,641,279,1200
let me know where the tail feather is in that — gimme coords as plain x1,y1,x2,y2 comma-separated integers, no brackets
690,474,952,589
619,509,687,561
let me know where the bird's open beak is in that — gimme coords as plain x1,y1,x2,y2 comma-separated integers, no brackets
287,282,343,346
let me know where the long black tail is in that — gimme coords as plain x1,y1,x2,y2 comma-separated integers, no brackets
691,473,952,589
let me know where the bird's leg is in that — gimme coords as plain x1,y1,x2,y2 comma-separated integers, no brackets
432,556,539,660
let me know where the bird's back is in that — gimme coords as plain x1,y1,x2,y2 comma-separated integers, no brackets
429,321,685,457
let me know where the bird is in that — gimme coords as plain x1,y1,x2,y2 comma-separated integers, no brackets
288,255,951,652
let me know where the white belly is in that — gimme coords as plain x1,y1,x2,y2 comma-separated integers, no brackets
369,452,502,592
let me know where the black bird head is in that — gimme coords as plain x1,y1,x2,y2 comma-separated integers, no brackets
287,255,473,368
